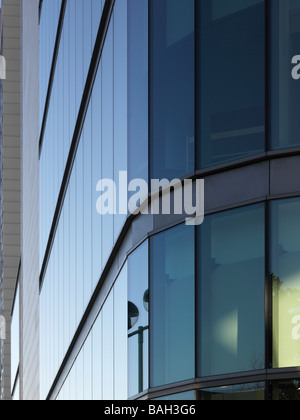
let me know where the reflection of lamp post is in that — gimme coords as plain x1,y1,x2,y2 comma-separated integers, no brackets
128,302,139,330
128,290,149,394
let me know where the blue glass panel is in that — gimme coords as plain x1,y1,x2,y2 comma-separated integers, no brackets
151,225,195,387
150,0,195,180
271,0,300,150
271,198,300,368
198,0,265,167
198,204,265,376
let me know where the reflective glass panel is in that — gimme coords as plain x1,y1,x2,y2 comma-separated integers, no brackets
128,242,149,398
198,0,265,167
150,0,195,180
128,0,148,184
92,314,102,400
83,334,93,400
271,0,300,149
271,198,300,368
101,24,114,267
150,224,195,388
197,204,265,376
114,265,128,400
114,0,128,240
102,293,114,400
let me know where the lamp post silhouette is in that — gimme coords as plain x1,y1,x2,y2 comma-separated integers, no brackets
128,290,149,394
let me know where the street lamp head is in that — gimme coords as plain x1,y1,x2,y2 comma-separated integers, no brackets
143,289,149,313
128,301,139,330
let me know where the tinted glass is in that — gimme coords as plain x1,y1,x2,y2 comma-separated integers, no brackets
197,204,265,376
39,0,61,128
150,0,195,180
102,293,114,400
272,379,300,400
198,0,265,167
154,391,196,401
101,24,114,267
199,383,265,400
114,265,128,400
92,314,102,400
128,0,148,184
39,0,103,265
83,334,93,400
114,0,128,239
54,262,128,401
128,242,149,397
151,224,195,388
271,198,300,368
271,0,300,149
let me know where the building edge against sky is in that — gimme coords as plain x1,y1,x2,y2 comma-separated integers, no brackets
2,0,300,400
0,0,21,401
0,0,39,401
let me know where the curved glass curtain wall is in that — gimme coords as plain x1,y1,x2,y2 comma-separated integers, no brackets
271,198,300,369
150,0,195,180
54,197,300,401
40,0,300,288
150,0,266,177
39,0,105,266
150,0,300,173
154,380,300,400
55,262,128,401
150,224,195,388
39,0,300,401
197,204,265,377
197,0,265,167
39,0,149,399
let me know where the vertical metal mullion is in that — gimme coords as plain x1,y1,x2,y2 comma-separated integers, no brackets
148,0,151,188
194,0,198,175
265,0,273,383
148,236,151,393
147,0,151,394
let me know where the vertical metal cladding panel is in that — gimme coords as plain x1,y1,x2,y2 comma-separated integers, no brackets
21,0,40,401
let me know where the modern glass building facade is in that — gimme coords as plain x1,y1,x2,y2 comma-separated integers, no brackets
6,0,300,400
